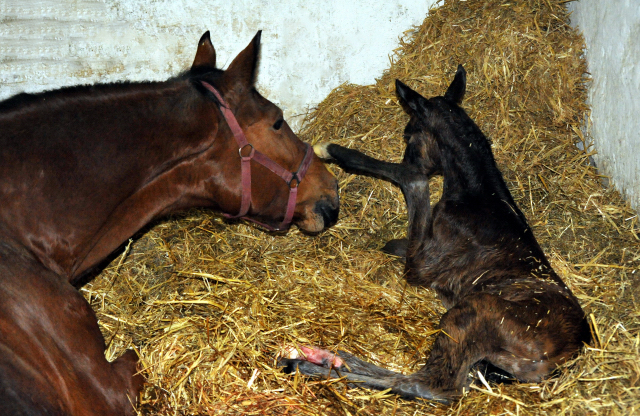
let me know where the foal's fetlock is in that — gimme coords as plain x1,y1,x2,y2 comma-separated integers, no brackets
391,378,452,403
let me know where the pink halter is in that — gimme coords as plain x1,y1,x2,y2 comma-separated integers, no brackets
201,81,314,231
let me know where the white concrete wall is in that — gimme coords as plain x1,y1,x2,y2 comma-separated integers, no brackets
0,0,436,129
568,0,640,212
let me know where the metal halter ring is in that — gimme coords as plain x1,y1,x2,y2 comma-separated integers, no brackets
239,143,255,159
288,174,300,189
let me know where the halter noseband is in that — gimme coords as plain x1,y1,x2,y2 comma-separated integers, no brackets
200,81,313,231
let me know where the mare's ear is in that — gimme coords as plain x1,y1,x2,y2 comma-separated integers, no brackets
443,65,466,104
223,31,262,90
191,31,216,70
395,80,425,116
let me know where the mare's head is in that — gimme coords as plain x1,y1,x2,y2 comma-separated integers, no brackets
188,32,339,233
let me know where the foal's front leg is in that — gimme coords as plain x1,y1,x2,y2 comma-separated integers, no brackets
313,143,407,186
313,143,430,262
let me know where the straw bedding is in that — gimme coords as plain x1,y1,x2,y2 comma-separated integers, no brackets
82,0,640,414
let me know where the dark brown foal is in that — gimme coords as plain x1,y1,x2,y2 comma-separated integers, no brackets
279,65,590,402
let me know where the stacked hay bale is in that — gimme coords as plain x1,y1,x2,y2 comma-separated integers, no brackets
84,0,639,414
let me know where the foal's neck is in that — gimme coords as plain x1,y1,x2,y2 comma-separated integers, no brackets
438,127,513,205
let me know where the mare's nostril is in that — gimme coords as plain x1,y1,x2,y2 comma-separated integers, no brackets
315,198,339,228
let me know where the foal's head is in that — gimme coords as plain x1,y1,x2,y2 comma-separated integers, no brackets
396,66,492,178
396,66,505,196
189,32,339,233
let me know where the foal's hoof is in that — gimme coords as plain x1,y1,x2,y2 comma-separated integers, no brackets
279,345,344,368
381,238,408,258
277,345,343,379
313,143,332,160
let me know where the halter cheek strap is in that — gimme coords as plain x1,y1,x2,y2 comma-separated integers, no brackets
200,81,314,231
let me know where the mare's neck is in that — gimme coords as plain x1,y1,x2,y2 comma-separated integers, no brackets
1,80,222,282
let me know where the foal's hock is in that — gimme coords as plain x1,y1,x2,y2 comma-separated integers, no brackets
281,66,590,402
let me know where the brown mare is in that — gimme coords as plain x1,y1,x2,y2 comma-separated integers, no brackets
280,66,590,402
0,31,339,415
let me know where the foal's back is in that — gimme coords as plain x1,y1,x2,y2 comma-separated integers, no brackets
411,95,567,306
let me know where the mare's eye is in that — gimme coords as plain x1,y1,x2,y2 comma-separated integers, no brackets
273,119,284,130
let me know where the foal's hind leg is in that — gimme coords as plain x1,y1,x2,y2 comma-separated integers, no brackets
280,292,580,401
280,294,502,401
394,294,508,397
412,291,587,391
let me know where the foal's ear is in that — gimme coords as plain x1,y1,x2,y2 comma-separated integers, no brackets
443,65,466,105
191,31,216,70
224,31,262,89
395,79,424,116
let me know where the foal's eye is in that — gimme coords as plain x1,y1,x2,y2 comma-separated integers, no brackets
273,119,284,130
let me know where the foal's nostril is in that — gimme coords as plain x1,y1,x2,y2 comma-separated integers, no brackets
315,198,339,228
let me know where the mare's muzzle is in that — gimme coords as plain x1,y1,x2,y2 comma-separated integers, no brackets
314,194,339,229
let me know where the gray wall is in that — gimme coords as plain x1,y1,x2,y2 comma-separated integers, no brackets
0,0,436,129
568,0,640,212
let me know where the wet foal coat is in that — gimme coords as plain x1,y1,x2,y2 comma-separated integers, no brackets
0,32,338,415
281,66,590,401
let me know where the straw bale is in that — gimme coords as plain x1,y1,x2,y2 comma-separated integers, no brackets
83,0,640,414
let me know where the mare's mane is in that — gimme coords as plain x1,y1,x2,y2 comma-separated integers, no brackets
0,69,225,114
